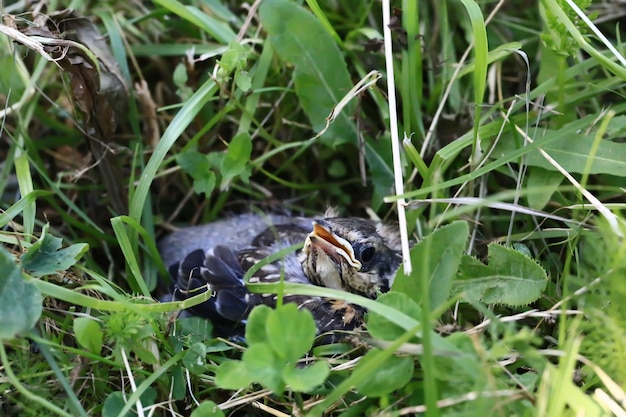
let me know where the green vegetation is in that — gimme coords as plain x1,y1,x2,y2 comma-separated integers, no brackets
1,0,625,415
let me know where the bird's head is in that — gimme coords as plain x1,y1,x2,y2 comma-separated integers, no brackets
302,217,402,298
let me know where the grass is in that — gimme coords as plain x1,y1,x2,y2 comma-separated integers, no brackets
1,0,626,416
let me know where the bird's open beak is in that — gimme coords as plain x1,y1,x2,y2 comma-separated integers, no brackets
304,222,362,270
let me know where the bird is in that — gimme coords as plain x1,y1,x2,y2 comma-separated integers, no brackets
165,211,403,340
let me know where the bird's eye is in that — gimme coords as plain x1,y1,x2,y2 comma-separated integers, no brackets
359,246,376,264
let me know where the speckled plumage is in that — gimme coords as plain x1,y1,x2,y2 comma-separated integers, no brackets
165,213,402,340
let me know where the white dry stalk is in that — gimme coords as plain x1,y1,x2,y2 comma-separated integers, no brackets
410,197,587,228
514,124,624,237
381,0,412,275
218,388,273,410
538,349,626,410
309,70,382,141
0,23,59,65
564,0,626,67
393,389,524,415
120,347,145,417
593,389,626,417
467,309,583,335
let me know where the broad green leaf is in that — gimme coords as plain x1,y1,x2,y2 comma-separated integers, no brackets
0,247,42,339
267,304,316,362
495,130,626,176
242,343,284,393
220,132,252,183
102,391,133,417
367,292,421,342
152,0,236,44
354,351,414,397
182,342,208,374
235,70,251,92
172,62,188,87
176,151,216,196
177,316,213,345
282,361,330,392
102,388,157,417
245,304,272,344
214,360,253,390
259,0,354,144
393,221,468,310
73,317,103,355
171,365,187,400
366,136,395,209
218,43,246,73
526,167,564,210
455,243,548,306
21,224,88,277
191,401,225,417
215,361,255,390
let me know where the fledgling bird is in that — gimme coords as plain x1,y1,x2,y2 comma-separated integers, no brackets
167,213,402,340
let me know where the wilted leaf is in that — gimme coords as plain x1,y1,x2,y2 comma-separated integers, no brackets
21,224,88,277
455,243,548,306
16,10,129,213
0,247,42,340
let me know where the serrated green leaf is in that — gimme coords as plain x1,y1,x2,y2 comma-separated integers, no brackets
0,247,42,339
393,221,468,310
214,360,253,390
220,132,252,182
367,292,421,341
73,317,103,355
245,304,272,344
242,343,284,393
266,303,316,362
21,224,88,277
455,243,548,306
191,401,225,417
282,361,329,392
354,351,413,397
259,0,354,144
